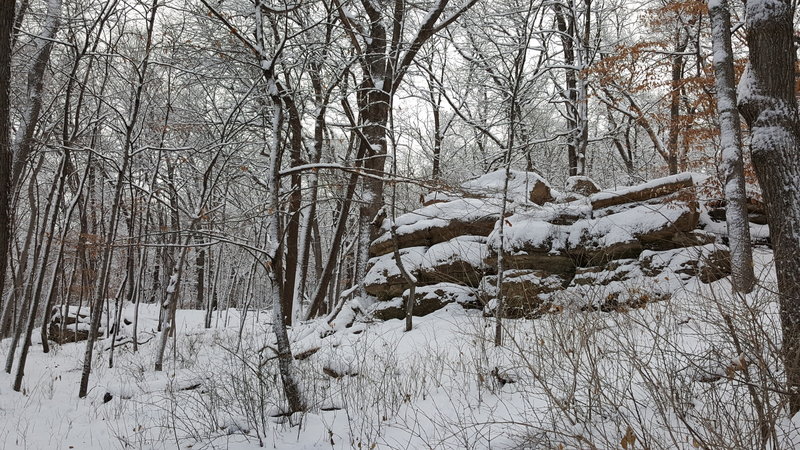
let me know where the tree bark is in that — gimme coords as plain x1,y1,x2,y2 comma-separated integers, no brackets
738,0,800,415
709,0,755,294
0,0,15,323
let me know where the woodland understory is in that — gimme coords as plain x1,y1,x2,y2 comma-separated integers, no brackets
3,0,800,448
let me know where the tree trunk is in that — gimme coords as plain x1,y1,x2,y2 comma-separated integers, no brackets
709,0,755,294
0,0,15,321
78,0,159,398
667,28,688,175
738,0,800,415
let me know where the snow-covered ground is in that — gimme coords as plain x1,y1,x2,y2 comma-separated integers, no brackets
2,248,799,449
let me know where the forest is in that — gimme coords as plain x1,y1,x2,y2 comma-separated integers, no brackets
2,0,800,448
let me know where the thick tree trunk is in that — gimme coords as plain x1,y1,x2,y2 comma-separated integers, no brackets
738,0,800,415
0,0,15,320
709,0,755,294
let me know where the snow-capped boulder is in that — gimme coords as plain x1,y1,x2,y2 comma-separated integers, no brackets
418,235,491,286
565,176,601,196
487,201,698,268
369,198,502,258
364,246,427,300
48,305,103,344
461,169,554,205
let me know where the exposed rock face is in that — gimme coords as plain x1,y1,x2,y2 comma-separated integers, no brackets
364,171,757,321
480,270,570,318
640,244,732,283
371,283,482,321
417,236,491,286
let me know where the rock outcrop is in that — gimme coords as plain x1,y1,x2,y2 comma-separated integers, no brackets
48,306,103,344
364,171,763,321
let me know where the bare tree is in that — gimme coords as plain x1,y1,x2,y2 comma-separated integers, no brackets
79,0,159,398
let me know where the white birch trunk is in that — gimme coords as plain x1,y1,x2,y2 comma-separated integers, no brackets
709,0,755,293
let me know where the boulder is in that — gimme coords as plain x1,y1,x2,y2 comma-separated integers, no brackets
369,198,502,257
418,235,491,286
364,246,427,300
48,322,92,344
590,173,694,210
706,197,768,225
488,201,698,269
48,306,100,344
365,237,493,299
484,212,575,272
565,176,601,196
570,202,699,260
461,169,554,205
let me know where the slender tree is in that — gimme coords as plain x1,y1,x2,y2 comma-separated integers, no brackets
708,0,755,294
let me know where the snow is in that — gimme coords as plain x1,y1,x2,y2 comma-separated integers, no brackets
364,246,427,286
2,249,798,448
745,0,790,25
